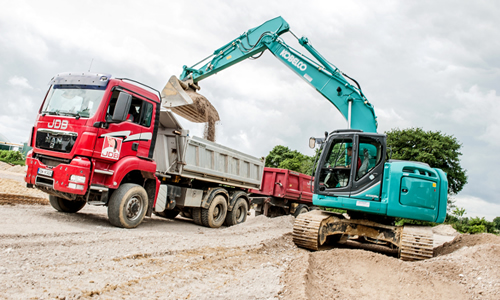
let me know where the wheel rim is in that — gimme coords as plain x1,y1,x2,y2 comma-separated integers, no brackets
126,195,143,221
213,203,224,222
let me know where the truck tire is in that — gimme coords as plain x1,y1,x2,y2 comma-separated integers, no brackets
49,195,86,213
155,209,180,219
192,208,203,225
201,194,227,228
293,204,310,218
225,197,248,226
107,183,148,229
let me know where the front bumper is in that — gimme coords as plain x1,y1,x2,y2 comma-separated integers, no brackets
25,155,91,195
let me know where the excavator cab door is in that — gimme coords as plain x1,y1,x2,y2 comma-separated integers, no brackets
349,134,386,202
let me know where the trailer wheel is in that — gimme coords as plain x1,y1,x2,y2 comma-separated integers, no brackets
225,198,248,226
155,208,180,219
49,195,86,213
107,183,148,228
201,195,227,228
192,208,203,225
293,204,309,218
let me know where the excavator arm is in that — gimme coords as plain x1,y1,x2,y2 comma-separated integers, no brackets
162,16,377,133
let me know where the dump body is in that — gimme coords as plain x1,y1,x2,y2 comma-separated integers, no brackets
153,110,264,190
248,167,314,217
249,167,313,203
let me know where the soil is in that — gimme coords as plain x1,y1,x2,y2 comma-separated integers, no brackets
1,168,499,299
184,87,219,142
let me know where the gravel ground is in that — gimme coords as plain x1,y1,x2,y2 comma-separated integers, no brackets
0,166,498,299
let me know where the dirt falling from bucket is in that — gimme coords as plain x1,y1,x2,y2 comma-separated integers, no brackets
184,88,220,142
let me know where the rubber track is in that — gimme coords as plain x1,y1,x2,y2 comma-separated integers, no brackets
0,193,49,205
292,210,330,251
399,227,434,261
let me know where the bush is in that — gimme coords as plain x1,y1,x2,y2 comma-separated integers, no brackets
0,150,25,166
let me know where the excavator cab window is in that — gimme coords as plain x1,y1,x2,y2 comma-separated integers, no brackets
318,138,353,189
355,137,383,181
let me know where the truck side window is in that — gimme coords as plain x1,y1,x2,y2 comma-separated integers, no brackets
127,97,142,124
140,102,153,127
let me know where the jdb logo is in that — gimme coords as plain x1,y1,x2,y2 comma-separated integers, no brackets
280,49,307,71
101,136,122,160
47,119,68,130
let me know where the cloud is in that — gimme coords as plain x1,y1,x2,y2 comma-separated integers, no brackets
454,195,500,222
7,76,33,89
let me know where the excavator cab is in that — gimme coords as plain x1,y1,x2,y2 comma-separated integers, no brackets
313,129,386,207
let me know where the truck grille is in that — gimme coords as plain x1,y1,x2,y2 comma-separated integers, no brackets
35,129,77,153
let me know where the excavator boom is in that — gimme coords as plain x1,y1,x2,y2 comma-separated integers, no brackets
162,16,377,133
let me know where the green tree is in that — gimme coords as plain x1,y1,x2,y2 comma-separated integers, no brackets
265,145,313,174
493,217,500,231
385,128,468,195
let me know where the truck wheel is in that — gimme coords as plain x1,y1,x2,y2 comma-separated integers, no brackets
180,209,192,219
155,209,180,219
201,195,227,228
225,198,248,226
293,204,309,218
49,195,86,213
192,208,203,225
107,183,148,228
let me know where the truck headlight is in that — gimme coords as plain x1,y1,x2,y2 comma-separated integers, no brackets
69,175,86,183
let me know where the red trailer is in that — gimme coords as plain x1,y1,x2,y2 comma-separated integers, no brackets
248,167,315,217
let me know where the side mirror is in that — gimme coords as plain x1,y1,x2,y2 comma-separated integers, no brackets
112,92,132,122
309,137,316,149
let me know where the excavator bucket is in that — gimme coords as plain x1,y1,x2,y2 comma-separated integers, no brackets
160,76,220,123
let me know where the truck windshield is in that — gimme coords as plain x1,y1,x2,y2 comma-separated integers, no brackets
41,85,106,118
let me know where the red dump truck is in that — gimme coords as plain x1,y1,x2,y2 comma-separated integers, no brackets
248,167,315,217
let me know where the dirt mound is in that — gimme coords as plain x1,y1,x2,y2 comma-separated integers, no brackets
0,161,25,174
283,248,466,300
221,215,295,235
0,178,48,205
432,224,459,236
434,233,500,257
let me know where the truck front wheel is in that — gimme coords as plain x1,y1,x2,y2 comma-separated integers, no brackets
107,183,148,228
201,195,227,228
225,198,248,226
49,195,86,213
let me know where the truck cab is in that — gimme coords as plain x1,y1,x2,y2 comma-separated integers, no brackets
26,73,161,226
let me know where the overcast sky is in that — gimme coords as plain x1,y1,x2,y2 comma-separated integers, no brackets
1,0,499,220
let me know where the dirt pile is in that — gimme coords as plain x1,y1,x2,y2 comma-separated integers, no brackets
0,178,48,205
281,233,500,300
0,161,25,173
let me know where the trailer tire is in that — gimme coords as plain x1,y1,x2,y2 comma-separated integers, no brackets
293,204,309,218
155,209,180,220
225,198,248,226
49,195,86,213
107,183,148,229
192,208,203,225
201,194,227,228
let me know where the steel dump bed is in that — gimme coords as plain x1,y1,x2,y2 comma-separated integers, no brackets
153,110,264,190
249,167,313,203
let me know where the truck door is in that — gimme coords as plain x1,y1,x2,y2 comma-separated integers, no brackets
95,90,153,161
